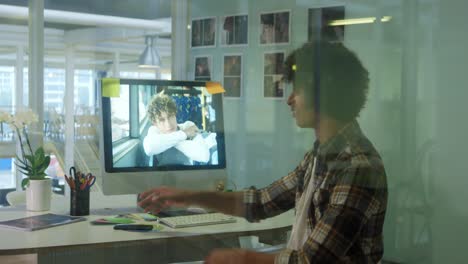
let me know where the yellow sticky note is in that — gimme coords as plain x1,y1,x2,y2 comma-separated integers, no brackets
206,81,225,94
102,78,120,97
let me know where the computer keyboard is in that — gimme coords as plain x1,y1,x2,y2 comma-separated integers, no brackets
159,213,237,228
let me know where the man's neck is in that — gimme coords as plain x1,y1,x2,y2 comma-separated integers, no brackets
314,116,346,144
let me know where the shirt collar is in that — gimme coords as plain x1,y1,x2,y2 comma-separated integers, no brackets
314,120,363,159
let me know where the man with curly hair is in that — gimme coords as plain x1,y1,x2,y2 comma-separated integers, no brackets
139,41,388,263
143,93,215,166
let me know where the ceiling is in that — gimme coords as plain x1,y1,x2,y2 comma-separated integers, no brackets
0,0,171,20
0,1,173,69
0,0,171,30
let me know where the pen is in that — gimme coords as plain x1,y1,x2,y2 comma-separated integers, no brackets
64,175,75,190
113,224,154,231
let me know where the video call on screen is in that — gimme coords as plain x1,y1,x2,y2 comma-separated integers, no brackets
107,84,222,169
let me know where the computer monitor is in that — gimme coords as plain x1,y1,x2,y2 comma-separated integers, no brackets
98,79,227,195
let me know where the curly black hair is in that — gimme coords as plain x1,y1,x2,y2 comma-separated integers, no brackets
147,94,177,123
284,41,369,122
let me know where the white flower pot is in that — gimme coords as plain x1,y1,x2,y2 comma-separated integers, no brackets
26,178,52,211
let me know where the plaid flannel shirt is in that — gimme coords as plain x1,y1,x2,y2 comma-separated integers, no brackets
244,120,388,263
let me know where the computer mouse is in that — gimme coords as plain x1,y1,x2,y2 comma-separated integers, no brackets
186,207,208,214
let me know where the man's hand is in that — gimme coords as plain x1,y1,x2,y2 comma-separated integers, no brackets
183,125,199,139
137,186,190,214
139,188,245,218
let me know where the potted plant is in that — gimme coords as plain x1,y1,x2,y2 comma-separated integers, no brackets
0,109,52,211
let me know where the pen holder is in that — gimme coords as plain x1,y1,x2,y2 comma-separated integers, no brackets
70,189,90,216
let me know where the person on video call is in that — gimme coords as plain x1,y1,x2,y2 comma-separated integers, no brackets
143,93,217,166
139,41,388,263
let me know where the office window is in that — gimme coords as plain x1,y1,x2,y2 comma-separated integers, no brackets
110,84,130,142
120,71,157,79
0,67,15,142
0,67,14,109
138,86,152,123
43,68,65,112
75,70,95,113
23,68,28,106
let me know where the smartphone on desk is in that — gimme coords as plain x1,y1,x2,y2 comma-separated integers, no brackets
114,224,154,231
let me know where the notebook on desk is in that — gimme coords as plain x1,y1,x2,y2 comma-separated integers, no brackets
0,213,86,231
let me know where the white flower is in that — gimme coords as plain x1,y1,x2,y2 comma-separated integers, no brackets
0,109,38,130
9,109,38,129
2,108,49,184
0,110,12,123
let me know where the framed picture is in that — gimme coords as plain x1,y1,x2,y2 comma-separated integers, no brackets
191,17,216,48
263,52,285,98
308,6,345,42
194,56,212,81
223,54,243,98
260,10,290,45
220,14,248,46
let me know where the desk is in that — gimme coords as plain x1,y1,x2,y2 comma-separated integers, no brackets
0,192,293,264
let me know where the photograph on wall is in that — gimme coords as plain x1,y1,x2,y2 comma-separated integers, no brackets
221,14,248,45
223,55,242,97
260,11,290,44
191,17,216,48
308,6,345,42
263,52,285,98
194,56,212,81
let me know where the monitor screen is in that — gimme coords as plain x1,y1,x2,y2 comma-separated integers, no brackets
99,79,227,195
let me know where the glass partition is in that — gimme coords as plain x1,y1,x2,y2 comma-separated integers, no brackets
1,0,468,263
